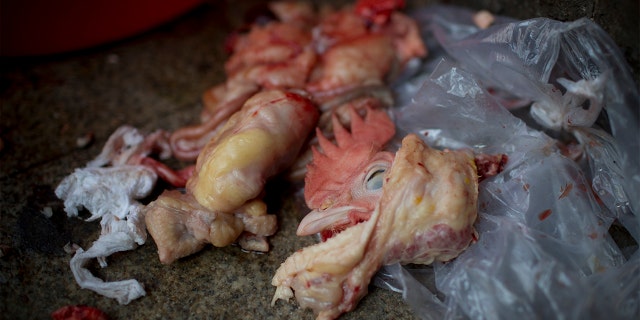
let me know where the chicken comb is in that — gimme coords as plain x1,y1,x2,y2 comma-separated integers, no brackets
304,107,395,209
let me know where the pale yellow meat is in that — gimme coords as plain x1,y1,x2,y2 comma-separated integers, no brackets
188,90,319,212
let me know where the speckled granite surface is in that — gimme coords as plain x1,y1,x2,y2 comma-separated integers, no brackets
1,1,637,319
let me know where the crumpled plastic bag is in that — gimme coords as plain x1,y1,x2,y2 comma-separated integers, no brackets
378,5,639,320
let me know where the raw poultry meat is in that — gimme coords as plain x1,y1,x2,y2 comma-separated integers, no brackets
272,133,492,319
171,0,425,164
170,1,317,161
188,89,318,212
307,0,426,107
51,305,109,320
151,0,427,261
145,89,318,262
300,106,396,240
49,0,638,317
288,0,426,180
273,106,506,319
86,125,193,187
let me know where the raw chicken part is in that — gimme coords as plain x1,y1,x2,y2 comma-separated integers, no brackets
287,0,427,181
188,89,318,212
171,82,260,161
354,0,406,25
51,305,109,320
55,0,430,306
144,190,275,264
286,96,392,181
272,134,482,319
145,89,319,262
307,0,427,106
300,106,396,240
87,125,192,187
170,1,318,161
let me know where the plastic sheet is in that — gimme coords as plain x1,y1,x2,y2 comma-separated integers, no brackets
383,5,639,319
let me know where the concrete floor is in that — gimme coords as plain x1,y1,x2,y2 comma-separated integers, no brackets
1,1,637,319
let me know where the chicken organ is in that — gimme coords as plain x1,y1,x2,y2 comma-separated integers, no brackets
272,134,480,319
145,90,318,262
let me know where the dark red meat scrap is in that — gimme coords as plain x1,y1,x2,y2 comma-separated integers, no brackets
475,154,508,182
51,305,108,320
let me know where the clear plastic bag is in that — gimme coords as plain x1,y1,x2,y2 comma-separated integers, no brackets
384,5,639,319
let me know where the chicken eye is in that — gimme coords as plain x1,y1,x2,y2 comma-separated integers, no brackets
365,168,385,190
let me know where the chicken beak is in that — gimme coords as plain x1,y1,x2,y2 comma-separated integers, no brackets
296,205,369,236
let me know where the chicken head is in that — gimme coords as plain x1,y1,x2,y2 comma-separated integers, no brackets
272,134,482,320
299,107,395,240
